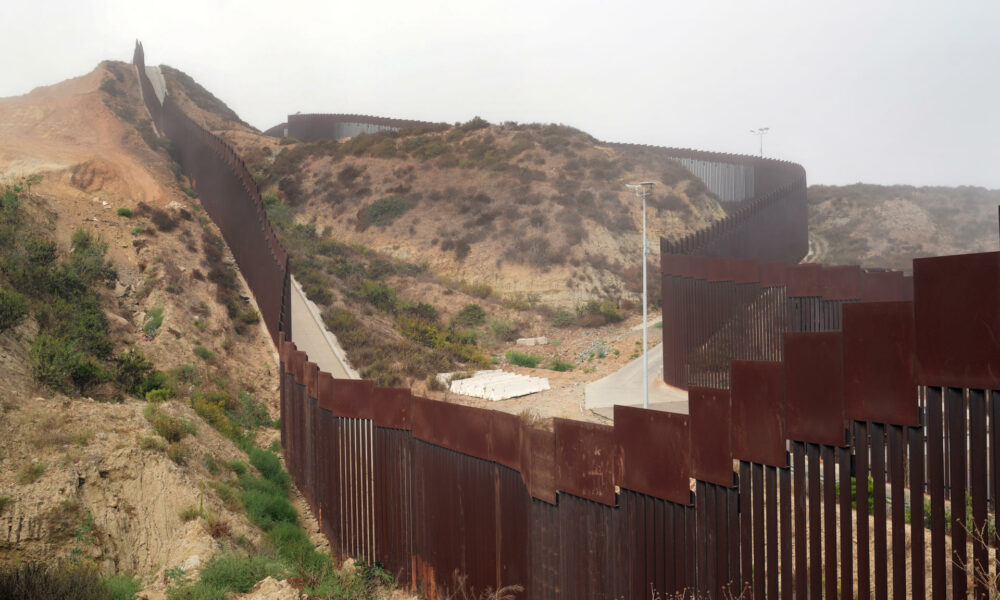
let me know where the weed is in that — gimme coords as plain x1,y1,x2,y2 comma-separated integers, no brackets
178,504,206,522
505,351,540,368
0,496,13,515
167,442,190,465
203,453,221,476
193,344,214,361
18,461,46,484
227,460,248,476
130,226,144,235
211,480,242,512
72,429,93,446
0,562,124,600
116,207,133,218
143,300,164,338
139,435,166,451
548,358,574,372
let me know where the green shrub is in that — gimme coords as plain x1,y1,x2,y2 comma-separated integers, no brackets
240,486,297,529
193,344,214,361
0,287,27,332
103,574,142,600
453,303,486,327
490,320,515,341
360,280,397,313
227,460,248,476
114,349,160,396
550,309,575,328
150,411,195,444
30,334,80,393
358,195,410,228
130,226,144,235
247,447,289,491
145,388,172,402
143,302,164,338
548,358,574,372
200,552,287,594
116,208,133,218
505,350,540,368
577,298,624,326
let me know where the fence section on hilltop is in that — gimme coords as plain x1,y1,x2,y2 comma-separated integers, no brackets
133,42,290,344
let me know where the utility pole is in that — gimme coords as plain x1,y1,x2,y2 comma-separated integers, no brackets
626,182,655,410
750,127,770,157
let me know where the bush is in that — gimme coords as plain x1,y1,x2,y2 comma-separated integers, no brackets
0,287,28,332
505,350,540,368
145,388,172,402
193,344,214,361
490,320,516,341
357,195,410,228
360,280,397,313
116,207,133,218
30,334,82,393
453,303,486,327
149,409,195,444
113,349,159,396
577,299,624,326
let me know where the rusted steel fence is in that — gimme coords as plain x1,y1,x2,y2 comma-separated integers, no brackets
135,40,1000,599
280,250,1000,599
660,254,913,390
132,42,290,345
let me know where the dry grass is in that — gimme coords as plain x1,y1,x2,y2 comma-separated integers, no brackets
440,571,523,600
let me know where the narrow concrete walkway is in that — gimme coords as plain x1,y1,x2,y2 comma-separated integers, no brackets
290,276,359,380
145,65,167,105
585,340,689,419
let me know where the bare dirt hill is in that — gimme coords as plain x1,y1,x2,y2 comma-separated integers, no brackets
808,183,1000,272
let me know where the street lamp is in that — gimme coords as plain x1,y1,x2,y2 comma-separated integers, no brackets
749,127,769,157
626,181,654,410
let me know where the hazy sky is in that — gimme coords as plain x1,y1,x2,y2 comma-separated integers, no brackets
3,1,998,188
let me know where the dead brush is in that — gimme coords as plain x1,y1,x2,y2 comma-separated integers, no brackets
440,570,523,600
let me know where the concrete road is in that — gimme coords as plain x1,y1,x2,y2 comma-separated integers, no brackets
290,276,358,380
584,340,688,420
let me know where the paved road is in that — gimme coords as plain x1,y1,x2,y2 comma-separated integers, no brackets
290,276,358,379
584,338,688,420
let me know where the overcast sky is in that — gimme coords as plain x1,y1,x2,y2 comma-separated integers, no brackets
2,1,998,188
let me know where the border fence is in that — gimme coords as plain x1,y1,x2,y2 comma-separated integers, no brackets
134,41,1000,598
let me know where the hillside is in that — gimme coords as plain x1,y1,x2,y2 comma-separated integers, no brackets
0,62,395,599
808,183,1000,271
149,72,728,389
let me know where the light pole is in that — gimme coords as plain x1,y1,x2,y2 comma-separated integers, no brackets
626,181,654,410
750,127,769,157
